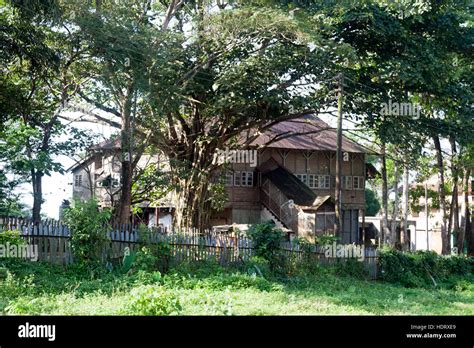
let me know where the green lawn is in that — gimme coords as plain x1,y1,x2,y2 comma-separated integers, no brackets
0,259,473,315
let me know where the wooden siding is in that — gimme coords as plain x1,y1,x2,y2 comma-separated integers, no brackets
224,149,366,210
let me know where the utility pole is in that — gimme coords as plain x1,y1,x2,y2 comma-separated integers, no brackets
425,182,429,251
334,72,344,236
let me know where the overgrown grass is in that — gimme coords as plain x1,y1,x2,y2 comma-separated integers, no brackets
0,258,473,315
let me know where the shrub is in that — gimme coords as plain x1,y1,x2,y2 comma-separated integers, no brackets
316,234,339,246
133,270,162,285
63,200,111,263
199,289,234,315
126,285,182,315
5,296,60,315
245,256,271,278
0,230,25,246
247,221,285,272
136,224,171,272
331,259,369,279
379,248,474,288
172,259,225,277
133,247,159,272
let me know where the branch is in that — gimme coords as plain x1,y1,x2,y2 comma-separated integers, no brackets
58,114,121,129
78,90,121,117
162,0,184,31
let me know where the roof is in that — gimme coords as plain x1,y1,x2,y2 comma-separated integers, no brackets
67,158,91,173
89,138,120,151
70,114,368,173
366,163,381,179
67,138,120,173
245,114,366,153
311,195,333,211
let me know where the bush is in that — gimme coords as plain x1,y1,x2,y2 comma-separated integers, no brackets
0,230,25,246
135,224,171,272
316,234,339,246
245,256,271,278
133,247,159,272
125,285,182,315
379,248,474,288
63,200,111,263
171,259,225,277
247,221,285,272
331,259,369,279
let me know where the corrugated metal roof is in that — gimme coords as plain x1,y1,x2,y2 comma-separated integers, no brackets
311,195,333,211
246,114,367,153
89,138,121,151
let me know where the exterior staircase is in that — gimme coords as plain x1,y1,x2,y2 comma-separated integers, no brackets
260,204,288,230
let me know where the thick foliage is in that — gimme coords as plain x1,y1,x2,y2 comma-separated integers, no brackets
0,230,25,246
247,221,286,272
63,200,111,263
125,285,182,316
379,248,474,288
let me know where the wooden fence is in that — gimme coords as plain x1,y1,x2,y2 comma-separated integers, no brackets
0,218,379,279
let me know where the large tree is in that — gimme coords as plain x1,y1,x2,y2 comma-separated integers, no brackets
285,0,473,252
70,0,344,228
1,1,90,223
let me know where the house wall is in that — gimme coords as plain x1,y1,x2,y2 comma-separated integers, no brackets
216,148,366,242
71,150,162,208
72,145,368,242
71,165,94,202
222,148,366,213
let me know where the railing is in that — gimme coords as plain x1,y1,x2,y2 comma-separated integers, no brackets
260,179,297,231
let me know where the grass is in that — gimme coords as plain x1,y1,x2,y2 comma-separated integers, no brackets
0,259,473,315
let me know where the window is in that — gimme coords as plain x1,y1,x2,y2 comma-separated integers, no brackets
112,173,121,188
343,176,352,189
241,172,253,187
224,172,233,186
307,174,330,189
318,175,330,189
233,171,241,186
94,174,102,187
296,174,307,185
308,174,317,188
353,176,364,190
74,174,82,188
233,171,253,187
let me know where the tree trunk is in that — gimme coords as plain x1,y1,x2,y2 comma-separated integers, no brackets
401,162,410,251
334,72,344,236
469,213,474,256
170,156,214,232
448,138,459,251
31,171,43,225
390,159,400,248
116,94,133,224
460,168,471,254
433,135,449,254
380,142,389,247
